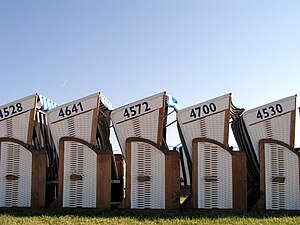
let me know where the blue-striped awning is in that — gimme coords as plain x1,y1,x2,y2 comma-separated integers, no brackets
100,93,113,110
166,94,179,111
38,94,59,111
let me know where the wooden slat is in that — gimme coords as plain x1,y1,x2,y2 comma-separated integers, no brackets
31,149,47,208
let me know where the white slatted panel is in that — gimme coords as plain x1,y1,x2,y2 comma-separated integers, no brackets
0,142,32,207
264,143,300,210
50,111,94,152
0,111,30,143
116,110,160,155
63,141,97,208
131,141,165,209
247,113,291,160
198,142,232,209
181,112,225,157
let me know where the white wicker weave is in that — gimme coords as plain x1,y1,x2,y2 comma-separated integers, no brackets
130,141,165,209
0,141,32,207
0,94,40,143
50,111,94,152
174,146,191,186
197,142,232,209
181,112,226,157
115,110,160,156
248,113,292,160
63,141,97,208
0,111,31,143
111,92,165,156
47,93,104,152
264,143,300,210
243,95,296,161
177,94,231,159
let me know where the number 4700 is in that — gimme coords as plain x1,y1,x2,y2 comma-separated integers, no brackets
190,103,217,118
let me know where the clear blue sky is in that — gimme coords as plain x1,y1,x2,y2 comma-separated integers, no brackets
1,1,300,149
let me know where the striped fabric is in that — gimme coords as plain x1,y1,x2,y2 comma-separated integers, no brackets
173,145,191,186
100,93,113,110
166,94,179,111
38,94,59,111
231,117,259,184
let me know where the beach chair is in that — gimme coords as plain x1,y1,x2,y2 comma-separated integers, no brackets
47,93,115,209
0,94,58,208
177,93,247,210
111,92,180,209
233,95,299,210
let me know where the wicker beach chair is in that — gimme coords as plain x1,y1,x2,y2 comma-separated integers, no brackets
0,94,58,208
47,93,115,208
177,93,247,210
111,92,180,209
234,95,299,210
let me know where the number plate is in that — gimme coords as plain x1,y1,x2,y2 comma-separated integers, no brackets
244,95,296,125
177,94,231,124
111,92,164,124
48,94,99,123
0,95,36,121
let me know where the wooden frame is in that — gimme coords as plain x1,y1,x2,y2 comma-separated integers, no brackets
124,137,180,209
191,137,247,210
290,107,296,146
57,137,112,209
223,95,231,145
0,137,47,208
258,138,300,210
157,94,167,146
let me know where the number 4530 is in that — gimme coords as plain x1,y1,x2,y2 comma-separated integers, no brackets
256,104,283,120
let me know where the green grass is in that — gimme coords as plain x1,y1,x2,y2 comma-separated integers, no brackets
0,208,300,225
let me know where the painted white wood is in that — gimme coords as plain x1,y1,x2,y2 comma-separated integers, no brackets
243,95,295,125
111,92,164,124
177,93,230,124
48,93,100,123
0,94,36,122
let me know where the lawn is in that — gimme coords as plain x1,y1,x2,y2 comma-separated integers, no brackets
0,208,300,225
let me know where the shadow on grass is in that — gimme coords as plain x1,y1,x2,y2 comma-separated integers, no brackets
0,208,299,220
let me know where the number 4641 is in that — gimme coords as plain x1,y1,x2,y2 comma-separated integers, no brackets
59,102,84,118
